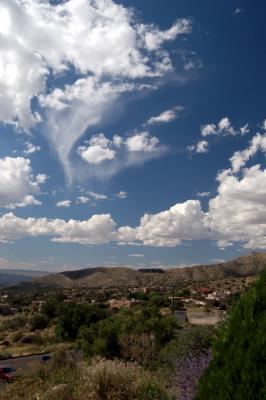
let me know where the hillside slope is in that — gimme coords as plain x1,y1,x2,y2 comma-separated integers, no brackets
29,252,266,289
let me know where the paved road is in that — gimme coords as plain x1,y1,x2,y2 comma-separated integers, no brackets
0,350,83,372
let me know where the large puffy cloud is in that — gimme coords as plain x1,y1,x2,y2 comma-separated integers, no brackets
0,156,45,209
0,200,208,246
1,160,266,249
206,129,266,249
207,164,266,249
118,200,209,247
0,0,192,180
0,212,116,245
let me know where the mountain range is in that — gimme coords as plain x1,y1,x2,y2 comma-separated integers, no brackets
0,269,47,286
23,252,266,289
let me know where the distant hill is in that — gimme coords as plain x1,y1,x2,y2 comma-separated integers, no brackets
0,269,47,286
25,252,266,289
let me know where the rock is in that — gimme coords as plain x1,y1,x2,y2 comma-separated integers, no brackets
44,383,71,399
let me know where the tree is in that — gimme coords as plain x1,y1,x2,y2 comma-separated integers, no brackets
30,313,49,331
41,294,65,319
56,303,107,340
195,268,266,400
77,317,120,359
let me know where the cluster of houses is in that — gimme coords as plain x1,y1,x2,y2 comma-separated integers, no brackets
174,287,232,308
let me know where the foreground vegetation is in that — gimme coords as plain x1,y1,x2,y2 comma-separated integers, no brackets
0,355,173,400
196,269,266,400
0,325,215,400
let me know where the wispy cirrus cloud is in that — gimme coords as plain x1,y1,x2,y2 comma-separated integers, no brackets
0,0,192,182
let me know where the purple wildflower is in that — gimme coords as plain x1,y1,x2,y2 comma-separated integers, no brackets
175,349,211,400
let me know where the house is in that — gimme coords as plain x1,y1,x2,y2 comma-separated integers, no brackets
197,287,211,295
31,300,45,312
108,298,141,309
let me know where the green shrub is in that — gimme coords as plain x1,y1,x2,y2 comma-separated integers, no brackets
41,293,65,319
77,306,178,364
56,303,107,340
195,269,266,400
30,313,49,331
19,333,43,345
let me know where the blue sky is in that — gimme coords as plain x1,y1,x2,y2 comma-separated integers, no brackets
0,0,265,272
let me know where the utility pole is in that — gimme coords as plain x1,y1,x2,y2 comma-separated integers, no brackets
172,286,175,306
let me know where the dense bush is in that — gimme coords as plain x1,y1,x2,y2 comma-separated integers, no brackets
195,269,266,400
77,306,179,364
30,313,49,331
41,293,65,319
56,303,107,340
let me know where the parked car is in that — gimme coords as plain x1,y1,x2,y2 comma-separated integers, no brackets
0,365,16,383
40,354,51,362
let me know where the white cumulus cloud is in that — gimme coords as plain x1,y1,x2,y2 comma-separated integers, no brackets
0,212,116,245
78,133,116,165
76,196,90,205
201,117,238,137
188,140,209,154
23,142,41,155
146,106,184,125
230,133,266,173
0,156,44,209
56,200,71,208
207,164,266,249
118,200,209,247
78,132,166,179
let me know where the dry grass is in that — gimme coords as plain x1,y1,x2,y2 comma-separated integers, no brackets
0,357,174,400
